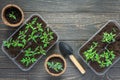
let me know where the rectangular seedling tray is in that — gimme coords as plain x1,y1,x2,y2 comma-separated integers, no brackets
2,14,58,71
79,20,120,75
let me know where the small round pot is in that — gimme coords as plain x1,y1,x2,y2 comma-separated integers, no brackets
44,54,67,76
1,4,24,27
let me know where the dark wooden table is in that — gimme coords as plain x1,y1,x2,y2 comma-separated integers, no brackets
0,0,120,80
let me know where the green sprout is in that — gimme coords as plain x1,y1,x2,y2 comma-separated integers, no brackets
28,30,38,43
34,46,46,55
11,40,24,48
21,48,36,67
21,57,37,67
36,23,43,32
40,28,54,48
99,49,115,68
9,11,16,20
18,31,27,46
3,38,24,48
47,62,63,72
31,17,38,25
3,38,13,48
102,32,116,43
83,42,98,62
20,46,46,67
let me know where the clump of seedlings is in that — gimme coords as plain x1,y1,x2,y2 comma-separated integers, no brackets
102,32,116,43
2,15,58,70
83,42,98,62
47,62,63,72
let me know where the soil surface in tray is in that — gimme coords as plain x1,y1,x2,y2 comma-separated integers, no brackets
79,21,120,73
4,6,22,24
47,57,64,74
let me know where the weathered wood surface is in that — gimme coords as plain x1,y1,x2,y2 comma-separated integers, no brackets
0,0,120,80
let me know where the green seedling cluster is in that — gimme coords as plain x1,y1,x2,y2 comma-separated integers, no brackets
3,16,55,67
83,42,115,68
41,28,54,48
98,50,115,68
47,62,63,72
9,11,16,20
21,46,46,66
102,32,116,43
3,38,25,48
83,42,98,62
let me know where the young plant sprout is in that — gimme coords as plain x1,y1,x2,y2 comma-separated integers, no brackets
41,28,54,48
3,38,13,48
102,32,116,43
36,23,43,32
21,46,46,66
83,42,98,62
20,48,36,67
31,17,38,25
9,11,16,20
11,40,24,48
47,62,63,72
28,30,38,43
99,49,115,68
34,46,46,55
21,57,37,67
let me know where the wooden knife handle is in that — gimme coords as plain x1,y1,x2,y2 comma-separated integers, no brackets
69,55,86,74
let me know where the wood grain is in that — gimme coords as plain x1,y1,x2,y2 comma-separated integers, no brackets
0,0,120,80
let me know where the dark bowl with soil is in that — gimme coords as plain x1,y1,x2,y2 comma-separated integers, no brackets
44,54,67,76
2,14,58,71
79,20,120,75
1,4,24,27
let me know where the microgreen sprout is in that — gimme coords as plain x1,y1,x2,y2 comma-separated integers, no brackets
47,62,63,72
83,42,98,62
28,30,38,43
9,11,16,20
21,57,37,67
21,46,46,66
102,32,116,43
36,23,43,32
41,28,54,48
3,38,13,48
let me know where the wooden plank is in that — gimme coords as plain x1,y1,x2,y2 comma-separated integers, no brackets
0,79,26,80
0,13,120,41
1,0,120,13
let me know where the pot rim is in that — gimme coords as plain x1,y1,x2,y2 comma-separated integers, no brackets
1,4,24,27
44,54,67,76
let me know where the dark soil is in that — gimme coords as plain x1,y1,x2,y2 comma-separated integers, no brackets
4,46,21,58
79,21,120,74
47,57,64,74
3,15,58,69
4,6,22,24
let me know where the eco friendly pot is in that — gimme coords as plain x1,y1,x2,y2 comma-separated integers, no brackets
79,20,120,75
44,54,67,76
2,14,58,71
1,4,24,27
